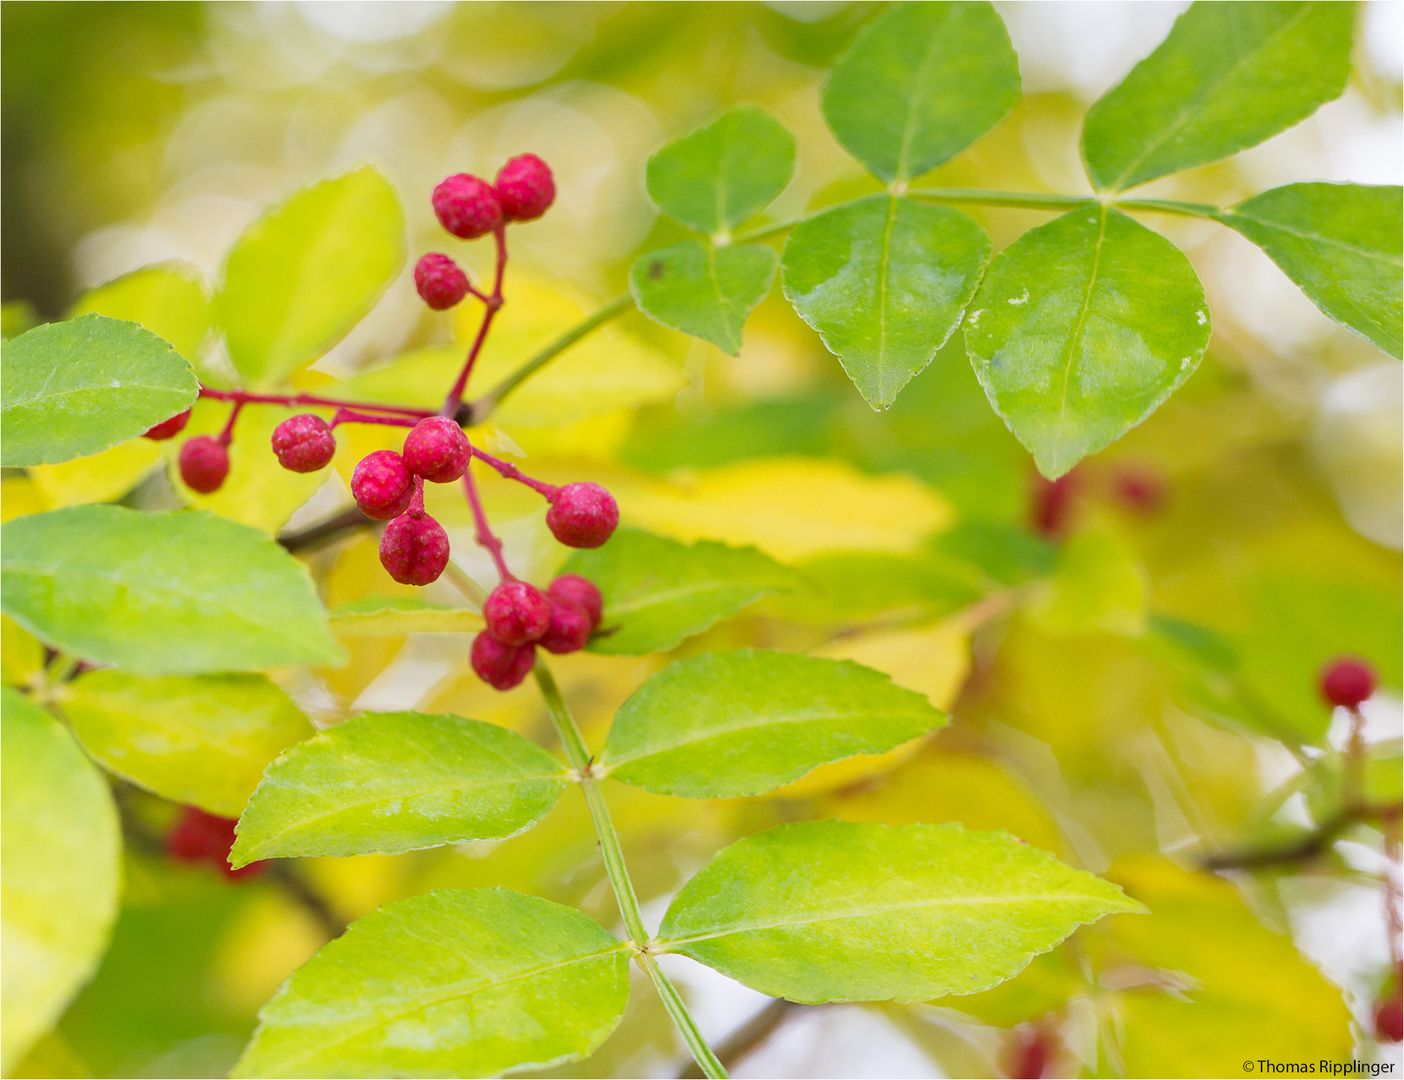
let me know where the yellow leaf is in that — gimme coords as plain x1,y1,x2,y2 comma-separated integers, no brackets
2,617,44,689
0,477,47,523
69,262,210,365
30,440,163,509
1025,525,1147,636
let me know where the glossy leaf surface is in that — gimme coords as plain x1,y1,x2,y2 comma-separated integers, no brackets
631,241,776,355
0,506,344,674
782,195,989,408
966,206,1210,478
658,820,1142,1003
600,650,947,798
234,888,629,1079
232,711,566,865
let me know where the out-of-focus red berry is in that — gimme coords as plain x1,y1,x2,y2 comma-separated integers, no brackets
539,597,592,654
548,575,603,627
1320,657,1376,710
414,253,471,310
471,633,536,690
179,436,230,494
483,581,552,646
432,174,502,240
145,408,191,440
546,483,619,549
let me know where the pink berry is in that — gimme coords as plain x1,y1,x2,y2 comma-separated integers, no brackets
1320,657,1376,709
414,253,470,310
179,436,229,494
546,483,618,549
1377,991,1403,1043
471,633,536,691
432,173,502,240
145,408,191,441
380,512,450,586
494,154,555,222
403,416,471,484
548,575,603,627
271,414,335,473
483,580,551,646
539,597,592,655
352,450,414,520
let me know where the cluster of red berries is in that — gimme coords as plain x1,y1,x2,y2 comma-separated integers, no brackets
473,574,603,690
165,806,264,880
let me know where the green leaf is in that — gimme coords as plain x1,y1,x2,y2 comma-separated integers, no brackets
645,106,796,234
1,688,121,1073
60,672,314,818
215,167,405,389
562,528,802,655
657,820,1142,1003
822,1,1020,183
965,206,1210,478
782,195,990,408
1219,183,1403,359
0,314,199,467
1,505,345,675
69,262,211,366
1081,2,1355,193
328,595,484,637
630,241,776,355
599,649,947,798
233,888,629,1079
232,711,566,865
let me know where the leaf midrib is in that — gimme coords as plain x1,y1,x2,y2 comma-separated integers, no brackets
1225,211,1404,267
1050,206,1110,465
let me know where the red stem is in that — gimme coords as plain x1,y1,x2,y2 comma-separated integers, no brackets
216,401,244,446
441,224,508,419
469,445,559,500
462,466,513,582
407,477,426,520
330,408,419,430
199,387,432,418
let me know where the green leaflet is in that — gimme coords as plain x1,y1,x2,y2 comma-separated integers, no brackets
657,820,1142,1003
0,505,345,675
1,688,121,1073
233,888,629,1079
61,672,314,818
1081,2,1354,193
599,649,946,798
562,528,801,655
0,314,199,467
965,206,1210,479
1219,183,1403,359
782,195,990,409
630,241,777,355
232,711,567,865
328,595,484,637
69,263,212,369
215,166,405,389
822,1,1020,183
645,106,796,234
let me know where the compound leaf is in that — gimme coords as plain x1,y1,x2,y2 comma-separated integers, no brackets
0,505,345,675
562,528,801,655
234,888,629,1079
658,820,1142,1004
783,195,990,408
630,241,776,355
822,1,1020,183
0,314,198,467
232,711,566,865
1,688,121,1074
646,106,795,233
965,206,1210,478
1081,2,1355,192
61,672,313,818
599,650,946,798
1219,183,1403,359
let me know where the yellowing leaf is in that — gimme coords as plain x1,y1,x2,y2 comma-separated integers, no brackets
0,478,45,523
1025,525,1147,636
69,262,210,366
1,616,44,689
29,439,163,509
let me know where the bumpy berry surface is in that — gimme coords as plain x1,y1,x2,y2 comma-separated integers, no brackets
145,408,191,441
471,633,536,690
495,153,555,222
432,173,502,239
1377,993,1403,1043
539,597,592,655
380,512,451,586
1320,657,1376,709
483,580,552,646
165,806,265,880
548,575,603,627
546,482,619,548
352,449,414,520
271,413,336,473
414,253,470,310
179,436,230,494
403,416,471,483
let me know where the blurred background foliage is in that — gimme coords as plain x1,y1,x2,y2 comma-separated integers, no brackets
2,2,1401,1077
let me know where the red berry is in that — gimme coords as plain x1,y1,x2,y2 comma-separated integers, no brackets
471,633,536,690
403,416,471,484
540,597,592,654
145,408,191,440
483,580,551,646
179,436,229,494
1029,471,1078,539
548,575,603,627
380,512,450,586
1377,991,1403,1042
546,482,619,548
271,413,336,473
494,154,555,222
352,450,414,520
165,807,266,881
414,253,470,310
1113,467,1165,514
432,173,503,240
1320,657,1376,710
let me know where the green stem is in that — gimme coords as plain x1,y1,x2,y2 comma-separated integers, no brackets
638,951,729,1080
906,187,1096,211
1113,197,1224,220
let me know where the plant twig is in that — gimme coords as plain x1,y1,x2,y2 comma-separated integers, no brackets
277,506,374,553
442,224,508,419
1202,801,1403,870
679,999,794,1079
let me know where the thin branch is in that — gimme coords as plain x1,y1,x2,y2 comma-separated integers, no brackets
469,445,559,500
679,999,794,1079
442,224,508,419
199,387,431,418
462,466,513,581
277,506,375,553
1202,801,1403,871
